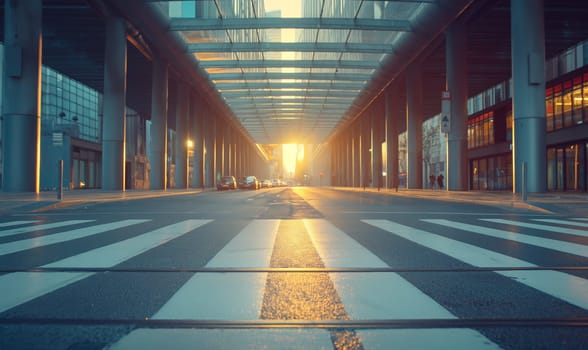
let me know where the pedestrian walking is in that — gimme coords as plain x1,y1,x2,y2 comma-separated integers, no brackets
437,174,444,189
429,174,436,189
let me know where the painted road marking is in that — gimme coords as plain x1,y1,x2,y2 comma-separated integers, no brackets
422,219,588,258
304,219,501,349
0,220,211,313
533,218,588,228
153,220,279,320
0,220,150,256
0,220,38,228
358,329,504,350
363,219,588,310
0,220,94,238
482,218,588,238
107,329,333,350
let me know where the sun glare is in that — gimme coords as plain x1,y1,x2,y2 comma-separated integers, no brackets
282,144,298,177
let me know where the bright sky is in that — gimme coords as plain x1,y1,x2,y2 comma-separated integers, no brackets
265,1,303,178
282,144,297,177
264,0,301,17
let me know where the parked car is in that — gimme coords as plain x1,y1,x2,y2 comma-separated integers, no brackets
238,175,259,190
261,179,272,188
217,176,237,190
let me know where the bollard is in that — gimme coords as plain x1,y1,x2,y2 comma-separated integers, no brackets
57,160,63,200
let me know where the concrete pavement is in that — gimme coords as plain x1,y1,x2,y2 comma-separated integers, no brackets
0,188,204,213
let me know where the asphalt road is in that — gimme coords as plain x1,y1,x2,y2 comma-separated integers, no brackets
0,187,587,350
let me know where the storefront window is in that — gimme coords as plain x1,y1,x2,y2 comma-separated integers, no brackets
572,77,583,124
547,148,557,191
545,87,554,132
554,87,563,130
563,81,573,127
565,145,577,190
583,76,588,123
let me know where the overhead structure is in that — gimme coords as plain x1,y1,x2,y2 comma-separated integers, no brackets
165,0,474,145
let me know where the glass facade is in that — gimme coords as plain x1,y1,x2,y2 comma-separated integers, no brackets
42,66,100,143
467,111,494,149
545,73,588,132
466,39,588,192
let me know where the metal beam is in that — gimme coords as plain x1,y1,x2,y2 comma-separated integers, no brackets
199,59,379,70
221,90,358,98
216,82,365,90
188,42,396,54
210,72,371,81
227,96,353,107
170,17,413,32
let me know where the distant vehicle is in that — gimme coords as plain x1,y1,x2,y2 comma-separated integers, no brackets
238,175,259,190
261,179,272,188
217,176,237,191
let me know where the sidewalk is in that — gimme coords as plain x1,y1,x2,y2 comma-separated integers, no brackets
333,186,588,215
0,188,204,213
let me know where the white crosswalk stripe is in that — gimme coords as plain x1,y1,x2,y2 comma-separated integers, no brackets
0,219,150,256
2,216,587,349
482,218,588,237
422,218,588,258
362,219,588,310
533,218,588,228
109,219,501,350
0,220,38,228
0,219,94,238
153,220,279,320
0,219,211,313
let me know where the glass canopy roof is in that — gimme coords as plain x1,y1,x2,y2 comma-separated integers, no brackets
163,0,433,144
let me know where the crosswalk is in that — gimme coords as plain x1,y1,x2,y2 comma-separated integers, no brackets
0,216,587,349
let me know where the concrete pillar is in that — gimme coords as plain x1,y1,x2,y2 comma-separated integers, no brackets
204,111,214,188
227,128,233,176
2,0,42,192
406,62,423,189
212,115,218,185
149,59,168,190
360,116,368,188
346,133,352,186
446,20,469,191
102,16,127,191
511,0,546,193
352,124,360,187
174,82,189,188
190,95,203,188
386,84,401,190
371,107,383,189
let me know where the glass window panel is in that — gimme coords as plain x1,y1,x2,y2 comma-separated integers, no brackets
349,29,399,45
545,94,554,132
572,85,583,124
312,52,342,60
316,29,349,43
563,88,573,127
554,90,563,130
584,82,588,123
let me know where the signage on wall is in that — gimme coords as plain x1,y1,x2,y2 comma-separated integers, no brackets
441,90,451,133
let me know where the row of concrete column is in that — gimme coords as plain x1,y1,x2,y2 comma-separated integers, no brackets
330,0,546,193
1,1,259,192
